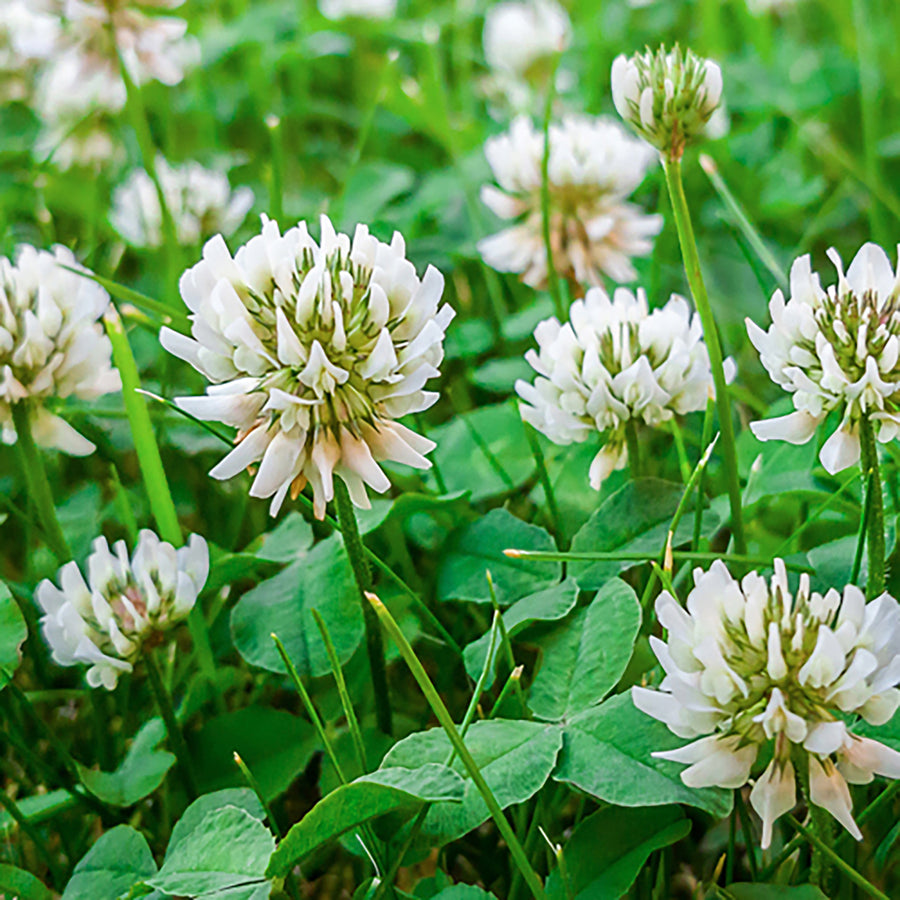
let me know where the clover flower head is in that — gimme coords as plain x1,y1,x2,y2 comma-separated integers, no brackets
161,215,454,519
0,0,59,102
748,243,900,474
0,245,120,455
483,0,571,82
633,559,900,847
478,115,661,290
110,158,254,249
516,285,714,487
59,0,198,88
611,44,723,159
318,0,397,19
37,532,208,690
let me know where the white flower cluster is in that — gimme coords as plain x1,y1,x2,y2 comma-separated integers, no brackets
479,115,661,290
748,243,900,475
634,560,900,847
37,532,208,689
516,285,714,487
110,158,254,249
34,0,197,169
612,45,723,158
319,0,397,19
483,0,570,81
161,215,454,519
0,245,120,456
0,0,58,103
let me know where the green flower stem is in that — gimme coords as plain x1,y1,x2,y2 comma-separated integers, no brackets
788,816,887,900
265,114,285,225
145,650,198,799
368,592,547,900
540,73,564,321
625,420,641,479
10,403,70,565
104,307,220,709
333,477,393,736
733,789,759,882
693,397,715,552
663,157,746,555
859,416,886,598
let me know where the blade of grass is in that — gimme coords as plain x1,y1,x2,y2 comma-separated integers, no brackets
367,591,547,900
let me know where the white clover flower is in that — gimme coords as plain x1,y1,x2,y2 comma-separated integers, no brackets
0,0,59,103
483,0,570,81
746,0,800,12
748,243,900,475
633,559,900,847
516,285,715,487
59,0,197,88
478,115,661,290
0,245,121,455
110,159,254,249
319,0,396,18
611,44,723,159
36,531,208,690
160,215,453,519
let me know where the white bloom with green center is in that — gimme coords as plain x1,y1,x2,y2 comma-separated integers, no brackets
161,215,453,519
0,245,121,455
36,531,209,690
111,158,254,249
483,0,570,81
611,44,723,159
0,0,58,103
633,559,900,847
515,285,714,487
479,115,661,290
748,243,900,474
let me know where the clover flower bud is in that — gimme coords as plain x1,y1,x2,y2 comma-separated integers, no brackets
483,0,571,84
161,215,454,519
611,44,723,160
634,559,900,847
36,532,209,690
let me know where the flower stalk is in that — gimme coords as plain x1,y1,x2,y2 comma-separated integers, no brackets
539,69,564,320
11,403,70,565
859,416,886,598
663,157,746,553
145,649,198,799
334,477,393,736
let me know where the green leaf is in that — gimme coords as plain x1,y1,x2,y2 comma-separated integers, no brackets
425,402,535,502
528,579,641,721
545,806,689,900
76,718,175,806
0,581,26,690
188,707,318,800
251,511,315,562
147,806,275,896
169,788,266,853
62,825,157,900
463,578,579,682
0,789,76,837
438,509,560,605
724,887,829,899
231,533,364,677
553,693,732,818
568,478,719,590
431,888,498,899
382,720,563,849
0,864,52,900
267,764,466,878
